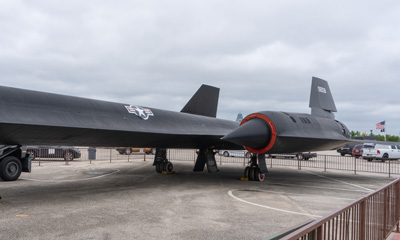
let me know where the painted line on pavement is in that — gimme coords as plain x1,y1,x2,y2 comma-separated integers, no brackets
228,189,322,218
302,170,374,192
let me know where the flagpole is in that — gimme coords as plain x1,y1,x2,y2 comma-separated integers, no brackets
383,120,386,142
385,121,387,142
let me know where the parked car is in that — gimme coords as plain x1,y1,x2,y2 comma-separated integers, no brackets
362,143,400,162
337,143,358,156
218,150,252,158
352,144,363,158
116,147,155,155
27,146,81,161
268,152,317,160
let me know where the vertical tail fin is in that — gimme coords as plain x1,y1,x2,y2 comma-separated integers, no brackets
181,84,219,118
309,77,337,119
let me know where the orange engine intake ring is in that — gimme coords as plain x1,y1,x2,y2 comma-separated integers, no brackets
240,113,277,154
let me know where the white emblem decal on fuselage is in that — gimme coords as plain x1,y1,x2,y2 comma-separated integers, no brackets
125,105,154,120
317,86,327,94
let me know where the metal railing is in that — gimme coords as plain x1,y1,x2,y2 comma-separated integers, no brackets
30,148,400,178
281,178,400,240
30,147,148,165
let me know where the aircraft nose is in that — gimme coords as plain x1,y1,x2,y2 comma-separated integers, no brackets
222,118,271,150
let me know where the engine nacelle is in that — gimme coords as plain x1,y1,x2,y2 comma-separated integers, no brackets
222,111,351,154
222,113,277,154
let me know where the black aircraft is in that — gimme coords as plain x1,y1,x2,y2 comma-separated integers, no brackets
0,77,351,181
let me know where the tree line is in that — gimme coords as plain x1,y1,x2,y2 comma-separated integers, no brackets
350,131,400,142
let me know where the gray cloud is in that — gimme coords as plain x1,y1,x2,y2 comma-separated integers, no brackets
1,0,400,135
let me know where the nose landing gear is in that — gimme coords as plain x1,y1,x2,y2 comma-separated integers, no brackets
243,154,267,182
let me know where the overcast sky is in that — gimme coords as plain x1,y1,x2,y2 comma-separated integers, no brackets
1,0,400,136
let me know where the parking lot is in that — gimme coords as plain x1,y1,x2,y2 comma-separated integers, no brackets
0,152,397,240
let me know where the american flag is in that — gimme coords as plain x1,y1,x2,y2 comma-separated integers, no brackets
376,121,385,129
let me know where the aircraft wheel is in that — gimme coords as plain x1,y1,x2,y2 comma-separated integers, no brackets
367,158,372,162
248,167,256,181
0,156,22,181
223,151,229,157
155,162,162,173
297,154,304,160
244,166,250,178
164,162,173,173
254,168,265,182
245,152,252,158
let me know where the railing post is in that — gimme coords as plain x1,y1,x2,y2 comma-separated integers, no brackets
270,155,272,168
359,201,365,240
127,152,130,162
65,149,69,165
383,188,388,238
316,225,322,240
298,157,301,170
354,156,356,175
389,159,391,178
397,181,400,232
109,148,112,163
144,152,146,162
324,155,327,172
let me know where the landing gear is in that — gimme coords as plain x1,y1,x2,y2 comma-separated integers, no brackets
243,154,266,182
155,161,174,173
153,148,174,174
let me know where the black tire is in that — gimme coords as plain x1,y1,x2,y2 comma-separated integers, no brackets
297,154,304,160
367,158,372,162
244,167,250,178
64,151,74,161
245,152,252,158
382,153,388,162
155,162,162,173
164,162,173,173
0,156,22,181
249,167,256,181
304,157,309,161
223,151,229,157
125,148,132,155
340,153,345,156
254,168,265,182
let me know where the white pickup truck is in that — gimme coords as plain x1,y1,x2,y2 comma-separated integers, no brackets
362,143,400,162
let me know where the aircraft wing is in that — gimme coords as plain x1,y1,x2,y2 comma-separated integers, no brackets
0,85,240,149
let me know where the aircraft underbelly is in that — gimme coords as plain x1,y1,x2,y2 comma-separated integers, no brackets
268,136,350,154
0,122,240,149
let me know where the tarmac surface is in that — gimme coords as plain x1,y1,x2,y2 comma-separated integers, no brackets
0,156,397,240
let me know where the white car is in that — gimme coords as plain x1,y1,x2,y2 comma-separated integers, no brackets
218,150,252,158
362,143,400,161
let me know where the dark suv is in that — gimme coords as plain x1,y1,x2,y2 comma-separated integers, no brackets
337,143,358,156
